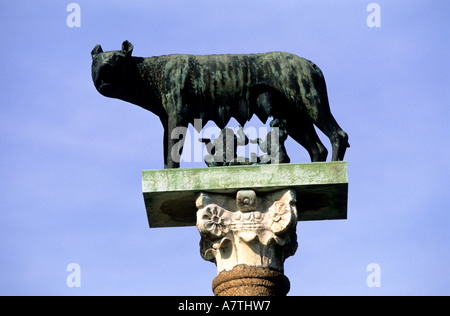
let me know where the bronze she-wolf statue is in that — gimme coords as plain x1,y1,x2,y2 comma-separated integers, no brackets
91,40,349,168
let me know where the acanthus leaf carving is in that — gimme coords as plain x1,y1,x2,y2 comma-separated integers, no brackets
196,189,298,273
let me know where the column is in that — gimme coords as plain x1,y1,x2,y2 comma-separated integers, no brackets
196,189,298,296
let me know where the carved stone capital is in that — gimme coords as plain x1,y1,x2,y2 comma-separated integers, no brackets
196,189,298,274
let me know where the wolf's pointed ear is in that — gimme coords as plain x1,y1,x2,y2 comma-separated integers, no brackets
91,45,103,59
122,40,134,57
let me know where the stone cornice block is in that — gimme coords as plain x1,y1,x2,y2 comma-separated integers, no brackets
142,162,348,228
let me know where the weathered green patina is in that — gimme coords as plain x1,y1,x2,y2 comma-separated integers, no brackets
91,41,349,168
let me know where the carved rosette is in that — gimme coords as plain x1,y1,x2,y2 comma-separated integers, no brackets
199,205,230,237
196,189,298,273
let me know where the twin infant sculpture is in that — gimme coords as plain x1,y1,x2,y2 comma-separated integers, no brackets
199,118,289,167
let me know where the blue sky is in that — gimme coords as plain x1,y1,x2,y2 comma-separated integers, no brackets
0,0,448,295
